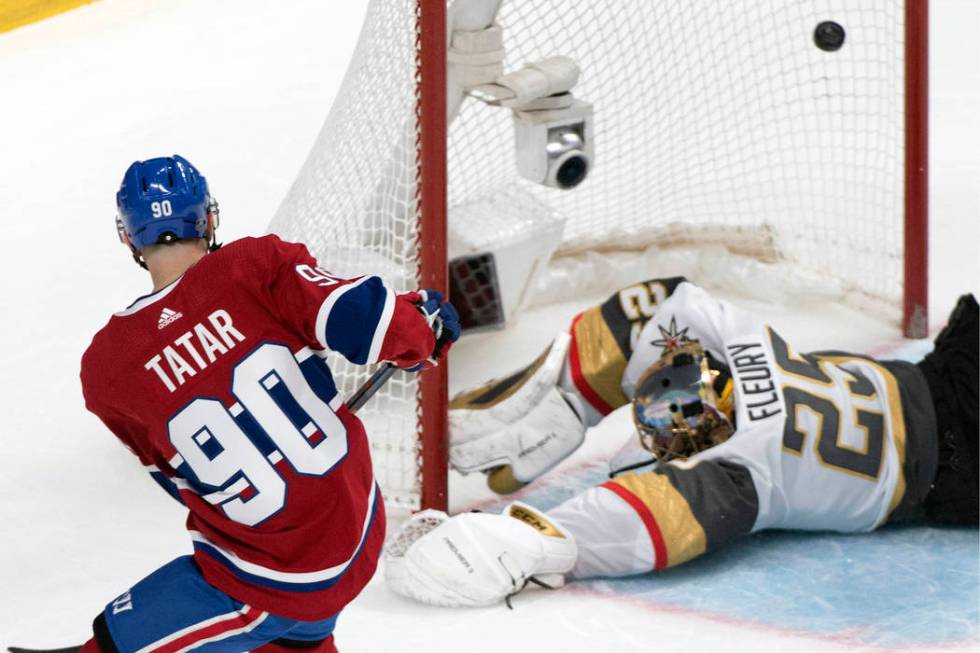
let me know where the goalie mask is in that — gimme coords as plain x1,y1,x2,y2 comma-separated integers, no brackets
632,342,735,462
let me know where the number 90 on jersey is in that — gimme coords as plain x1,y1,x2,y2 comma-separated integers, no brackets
167,342,349,526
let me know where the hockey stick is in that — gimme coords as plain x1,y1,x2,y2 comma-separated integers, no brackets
346,362,398,413
8,366,403,653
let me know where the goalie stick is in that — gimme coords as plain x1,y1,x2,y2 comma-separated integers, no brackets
8,363,401,653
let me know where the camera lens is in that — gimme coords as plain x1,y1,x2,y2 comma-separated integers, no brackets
556,154,588,189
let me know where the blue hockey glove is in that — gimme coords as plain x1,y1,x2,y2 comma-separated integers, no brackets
407,289,461,372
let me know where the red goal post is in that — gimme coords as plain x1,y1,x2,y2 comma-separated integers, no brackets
903,0,929,340
417,0,449,512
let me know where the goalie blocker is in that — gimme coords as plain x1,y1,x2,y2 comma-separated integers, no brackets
449,332,590,493
448,276,689,492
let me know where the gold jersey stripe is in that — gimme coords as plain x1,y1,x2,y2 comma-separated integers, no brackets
608,472,707,568
571,306,631,412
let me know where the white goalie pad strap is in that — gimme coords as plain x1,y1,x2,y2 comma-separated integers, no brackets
494,56,580,107
451,385,586,483
385,502,577,608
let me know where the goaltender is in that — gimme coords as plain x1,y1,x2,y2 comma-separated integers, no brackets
387,279,977,606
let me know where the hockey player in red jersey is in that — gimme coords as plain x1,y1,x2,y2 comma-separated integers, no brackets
386,278,976,607
75,155,459,652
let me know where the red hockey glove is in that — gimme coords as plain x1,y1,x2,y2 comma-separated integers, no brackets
400,289,461,372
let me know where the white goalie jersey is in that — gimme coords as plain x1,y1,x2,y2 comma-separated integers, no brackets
622,282,931,534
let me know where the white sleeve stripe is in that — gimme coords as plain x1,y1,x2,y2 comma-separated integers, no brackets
134,605,256,653
313,275,375,351
172,612,269,653
202,477,251,505
366,283,396,364
189,481,379,584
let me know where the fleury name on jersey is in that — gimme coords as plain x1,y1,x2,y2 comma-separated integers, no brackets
386,279,977,608
725,341,781,422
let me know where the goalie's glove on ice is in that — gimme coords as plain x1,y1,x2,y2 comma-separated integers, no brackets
385,502,577,608
401,289,461,372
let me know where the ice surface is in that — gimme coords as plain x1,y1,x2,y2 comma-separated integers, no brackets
0,0,977,651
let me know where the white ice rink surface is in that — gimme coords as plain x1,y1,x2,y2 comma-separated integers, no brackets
0,0,977,651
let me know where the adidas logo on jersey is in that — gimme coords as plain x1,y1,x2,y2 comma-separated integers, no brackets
158,307,183,330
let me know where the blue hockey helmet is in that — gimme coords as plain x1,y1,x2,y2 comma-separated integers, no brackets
116,155,218,251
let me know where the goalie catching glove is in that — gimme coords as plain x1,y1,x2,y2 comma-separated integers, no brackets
385,502,577,607
449,332,588,492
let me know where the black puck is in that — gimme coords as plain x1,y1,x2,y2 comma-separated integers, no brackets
814,21,846,52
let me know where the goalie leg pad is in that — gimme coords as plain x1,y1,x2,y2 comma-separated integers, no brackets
450,384,586,483
450,332,587,483
385,502,577,608
450,331,572,439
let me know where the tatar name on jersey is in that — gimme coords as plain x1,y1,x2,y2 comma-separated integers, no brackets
145,309,246,392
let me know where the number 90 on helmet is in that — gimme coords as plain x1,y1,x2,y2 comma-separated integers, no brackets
632,342,735,462
115,154,218,252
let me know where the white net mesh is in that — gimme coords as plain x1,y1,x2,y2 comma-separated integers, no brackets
448,0,905,304
270,0,424,510
270,0,909,511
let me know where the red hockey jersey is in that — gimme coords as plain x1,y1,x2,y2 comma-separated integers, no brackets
81,234,436,621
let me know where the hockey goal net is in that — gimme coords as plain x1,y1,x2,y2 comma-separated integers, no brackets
268,0,927,513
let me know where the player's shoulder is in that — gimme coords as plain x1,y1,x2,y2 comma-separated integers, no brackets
215,233,309,267
82,308,123,361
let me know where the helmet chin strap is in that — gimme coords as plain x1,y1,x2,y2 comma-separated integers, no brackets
125,235,149,270
206,197,222,253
